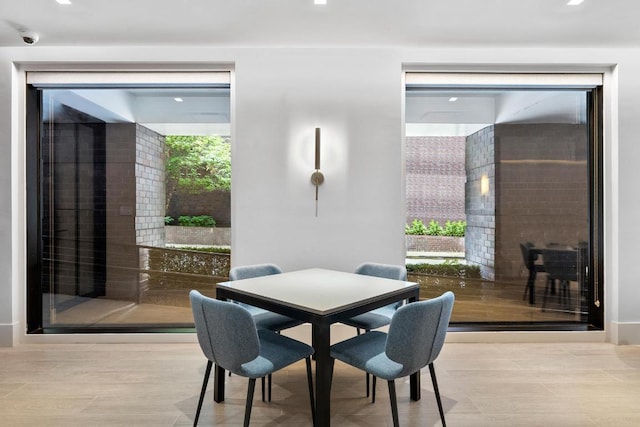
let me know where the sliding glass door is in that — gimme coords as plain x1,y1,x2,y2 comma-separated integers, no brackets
26,72,231,333
405,73,603,330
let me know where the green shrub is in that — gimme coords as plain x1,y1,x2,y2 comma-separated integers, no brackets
164,216,174,225
405,219,427,235
426,220,443,236
178,215,216,227
443,220,466,237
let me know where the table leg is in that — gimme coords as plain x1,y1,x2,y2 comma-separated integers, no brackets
313,322,331,427
214,364,225,403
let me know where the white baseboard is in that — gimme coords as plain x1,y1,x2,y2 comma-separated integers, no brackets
0,322,19,347
609,321,640,345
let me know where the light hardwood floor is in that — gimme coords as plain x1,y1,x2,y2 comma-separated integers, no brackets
1,332,640,426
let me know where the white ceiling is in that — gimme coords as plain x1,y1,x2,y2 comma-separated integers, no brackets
0,0,639,48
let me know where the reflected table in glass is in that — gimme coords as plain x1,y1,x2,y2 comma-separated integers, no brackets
215,268,420,427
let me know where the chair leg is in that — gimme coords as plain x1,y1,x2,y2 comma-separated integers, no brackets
372,375,377,403
364,328,370,397
261,376,265,402
193,360,212,427
244,378,257,427
268,374,272,402
429,363,446,427
387,380,399,427
366,372,370,397
305,357,316,425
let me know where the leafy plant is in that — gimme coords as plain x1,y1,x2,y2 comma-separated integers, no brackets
178,215,216,227
426,220,444,236
406,219,466,236
443,220,466,237
164,216,174,225
405,219,428,235
164,135,231,210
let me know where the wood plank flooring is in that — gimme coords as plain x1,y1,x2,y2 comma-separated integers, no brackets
1,331,640,426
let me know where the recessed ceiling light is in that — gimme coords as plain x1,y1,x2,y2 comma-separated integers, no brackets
56,0,72,4
314,0,327,5
449,97,458,102
567,0,584,5
174,97,183,103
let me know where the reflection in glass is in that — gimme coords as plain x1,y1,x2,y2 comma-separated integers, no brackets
405,89,594,326
34,86,230,330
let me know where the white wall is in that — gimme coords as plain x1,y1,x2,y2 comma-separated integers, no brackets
0,45,638,345
232,48,405,272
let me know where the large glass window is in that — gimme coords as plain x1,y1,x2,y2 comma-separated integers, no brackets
26,72,231,332
405,74,603,330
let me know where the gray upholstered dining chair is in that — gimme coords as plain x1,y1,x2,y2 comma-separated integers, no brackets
340,262,407,396
229,263,303,332
229,263,304,401
189,290,315,427
330,291,455,427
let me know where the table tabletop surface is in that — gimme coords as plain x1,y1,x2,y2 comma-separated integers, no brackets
216,268,418,315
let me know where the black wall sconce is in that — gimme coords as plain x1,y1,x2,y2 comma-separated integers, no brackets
310,127,324,216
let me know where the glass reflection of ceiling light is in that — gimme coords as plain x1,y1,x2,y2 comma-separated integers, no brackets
449,97,458,102
314,0,327,5
567,0,584,5
56,0,72,4
174,97,184,102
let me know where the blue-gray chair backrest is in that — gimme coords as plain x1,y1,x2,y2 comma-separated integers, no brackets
189,290,260,374
385,291,455,378
355,262,407,309
355,262,407,281
230,263,282,281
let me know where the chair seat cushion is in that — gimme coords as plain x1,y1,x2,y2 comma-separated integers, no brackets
341,305,397,330
330,331,403,380
237,329,314,378
240,303,303,331
253,312,303,331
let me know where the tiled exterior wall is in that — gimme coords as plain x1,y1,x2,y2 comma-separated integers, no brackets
495,123,588,279
105,123,138,300
405,136,466,227
105,124,166,300
464,123,588,281
166,190,231,227
465,127,496,280
165,226,231,246
135,124,166,247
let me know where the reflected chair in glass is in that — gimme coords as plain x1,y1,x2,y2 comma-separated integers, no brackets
228,263,304,401
541,248,578,312
330,291,455,427
340,262,407,396
189,290,315,427
520,242,545,305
